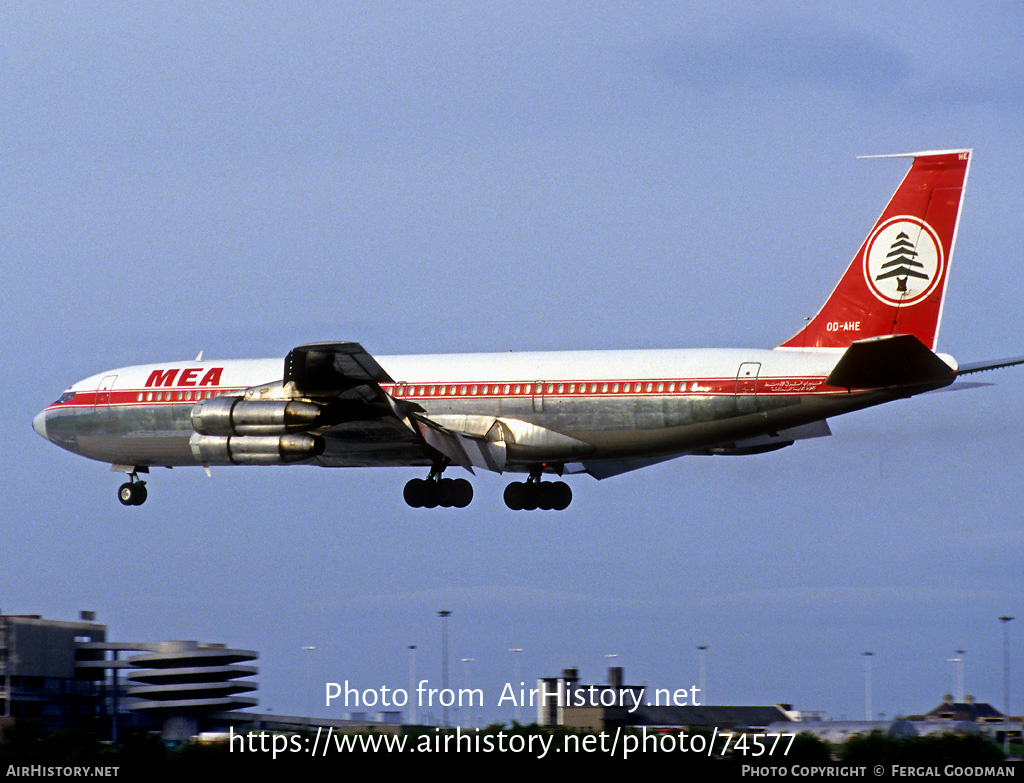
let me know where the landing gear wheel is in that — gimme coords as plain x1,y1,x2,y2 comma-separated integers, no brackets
131,483,148,506
551,481,572,511
117,481,147,506
451,478,473,508
403,478,428,508
421,485,440,508
504,482,525,511
435,478,454,507
118,483,133,506
537,483,556,511
520,483,540,511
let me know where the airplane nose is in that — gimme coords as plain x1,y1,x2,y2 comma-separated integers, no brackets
32,409,49,440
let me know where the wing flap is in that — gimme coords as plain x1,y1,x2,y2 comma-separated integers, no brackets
412,416,507,473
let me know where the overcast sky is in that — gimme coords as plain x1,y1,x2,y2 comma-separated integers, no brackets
4,2,1023,726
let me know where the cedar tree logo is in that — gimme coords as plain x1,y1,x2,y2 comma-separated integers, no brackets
862,216,944,306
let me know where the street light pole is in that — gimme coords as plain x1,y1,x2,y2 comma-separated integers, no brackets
999,617,1014,756
439,611,451,728
697,645,708,704
509,648,523,723
863,652,874,721
301,645,316,711
946,650,965,702
461,657,475,728
408,645,417,725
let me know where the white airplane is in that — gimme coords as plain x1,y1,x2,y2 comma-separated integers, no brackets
33,149,1023,510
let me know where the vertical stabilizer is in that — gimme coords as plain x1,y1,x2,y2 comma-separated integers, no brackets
779,150,970,351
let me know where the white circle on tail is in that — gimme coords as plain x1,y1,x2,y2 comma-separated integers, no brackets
862,215,944,306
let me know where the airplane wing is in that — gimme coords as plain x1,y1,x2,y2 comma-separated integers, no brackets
283,342,505,472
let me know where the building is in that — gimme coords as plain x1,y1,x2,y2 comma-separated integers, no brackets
920,694,1006,725
914,694,1020,744
537,665,794,732
537,666,645,729
0,612,257,744
767,695,1021,744
0,612,107,735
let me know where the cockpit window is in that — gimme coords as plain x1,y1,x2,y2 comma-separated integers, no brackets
56,391,77,404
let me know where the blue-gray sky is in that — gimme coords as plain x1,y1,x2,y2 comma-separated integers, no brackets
4,2,1023,725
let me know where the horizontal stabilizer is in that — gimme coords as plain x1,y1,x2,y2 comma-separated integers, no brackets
930,381,993,393
956,355,1024,375
826,334,955,389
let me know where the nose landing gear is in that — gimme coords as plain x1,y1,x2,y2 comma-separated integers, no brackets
117,475,148,506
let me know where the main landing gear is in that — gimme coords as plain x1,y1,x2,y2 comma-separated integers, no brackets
403,465,573,511
117,475,148,506
404,467,474,509
503,471,572,511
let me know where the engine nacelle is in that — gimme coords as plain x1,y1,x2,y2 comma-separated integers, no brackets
191,397,323,437
189,433,325,465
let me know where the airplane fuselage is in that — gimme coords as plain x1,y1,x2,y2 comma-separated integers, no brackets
34,346,951,473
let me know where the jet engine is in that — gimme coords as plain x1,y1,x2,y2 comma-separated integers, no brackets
189,433,325,465
191,396,323,436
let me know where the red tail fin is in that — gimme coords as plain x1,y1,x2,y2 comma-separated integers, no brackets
779,150,970,351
